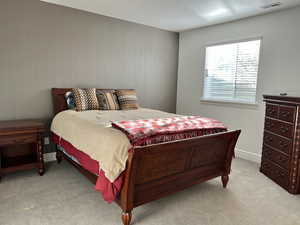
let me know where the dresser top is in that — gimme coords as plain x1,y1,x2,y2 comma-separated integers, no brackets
0,120,45,134
263,95,300,104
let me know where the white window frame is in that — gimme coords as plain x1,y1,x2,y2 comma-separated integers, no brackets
201,37,262,106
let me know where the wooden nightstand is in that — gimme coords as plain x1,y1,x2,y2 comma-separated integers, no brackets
0,120,46,181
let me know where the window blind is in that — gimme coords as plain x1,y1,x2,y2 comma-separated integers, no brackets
203,39,261,104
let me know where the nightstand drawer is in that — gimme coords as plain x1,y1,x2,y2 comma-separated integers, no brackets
0,134,37,146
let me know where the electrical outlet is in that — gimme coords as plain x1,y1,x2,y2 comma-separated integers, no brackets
44,137,50,145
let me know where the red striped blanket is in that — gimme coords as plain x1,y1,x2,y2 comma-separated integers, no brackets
112,116,227,146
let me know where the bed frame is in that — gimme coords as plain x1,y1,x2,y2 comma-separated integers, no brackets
51,88,241,225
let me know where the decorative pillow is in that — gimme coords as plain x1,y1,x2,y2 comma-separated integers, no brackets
64,91,76,109
96,90,120,110
116,90,139,110
72,88,99,111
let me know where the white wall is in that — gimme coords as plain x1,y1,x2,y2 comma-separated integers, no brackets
0,0,178,121
177,7,300,163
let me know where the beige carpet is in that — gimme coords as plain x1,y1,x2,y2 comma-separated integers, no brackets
0,158,300,225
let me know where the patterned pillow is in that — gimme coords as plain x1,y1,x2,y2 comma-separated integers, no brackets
64,91,76,109
72,88,99,111
96,90,120,110
116,90,139,110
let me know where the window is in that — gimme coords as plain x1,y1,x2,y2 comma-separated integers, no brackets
203,39,261,104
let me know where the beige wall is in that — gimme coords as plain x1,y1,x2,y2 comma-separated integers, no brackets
177,7,300,162
0,0,179,121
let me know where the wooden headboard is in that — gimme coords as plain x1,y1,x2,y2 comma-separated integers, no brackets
51,88,134,116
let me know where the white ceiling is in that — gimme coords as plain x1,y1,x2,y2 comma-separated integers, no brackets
41,0,300,32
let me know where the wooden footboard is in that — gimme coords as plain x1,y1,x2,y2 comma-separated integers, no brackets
117,130,241,225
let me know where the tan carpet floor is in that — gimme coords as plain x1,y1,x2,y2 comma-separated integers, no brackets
0,158,300,225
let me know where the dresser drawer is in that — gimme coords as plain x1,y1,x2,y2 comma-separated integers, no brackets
264,118,276,132
263,131,291,155
265,118,294,139
0,134,38,146
262,145,289,169
260,159,289,188
279,105,296,123
266,103,279,119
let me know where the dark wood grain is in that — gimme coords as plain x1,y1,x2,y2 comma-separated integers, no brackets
51,88,241,225
264,95,300,104
261,95,300,194
0,120,46,180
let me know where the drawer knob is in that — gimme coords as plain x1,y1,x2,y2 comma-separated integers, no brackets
279,140,288,147
281,112,290,117
265,136,273,142
280,126,289,133
267,108,276,114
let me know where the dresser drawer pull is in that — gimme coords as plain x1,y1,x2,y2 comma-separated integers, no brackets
279,140,288,147
266,121,275,128
268,109,276,114
280,126,289,133
280,112,291,117
265,136,273,142
274,170,285,177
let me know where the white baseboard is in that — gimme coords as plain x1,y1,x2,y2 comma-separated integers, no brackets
44,152,56,162
235,148,261,164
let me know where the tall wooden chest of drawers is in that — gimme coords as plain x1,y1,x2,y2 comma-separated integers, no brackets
261,95,300,194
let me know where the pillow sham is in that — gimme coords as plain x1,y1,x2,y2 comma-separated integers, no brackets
116,89,139,110
64,91,76,109
72,88,99,111
96,90,120,110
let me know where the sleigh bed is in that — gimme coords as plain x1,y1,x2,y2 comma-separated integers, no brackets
51,88,241,225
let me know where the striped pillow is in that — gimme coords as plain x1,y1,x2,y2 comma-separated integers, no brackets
72,88,99,111
116,90,139,110
96,90,120,110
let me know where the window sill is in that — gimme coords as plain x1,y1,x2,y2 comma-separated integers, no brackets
200,98,259,109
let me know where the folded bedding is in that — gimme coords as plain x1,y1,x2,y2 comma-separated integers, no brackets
51,108,227,202
112,116,227,146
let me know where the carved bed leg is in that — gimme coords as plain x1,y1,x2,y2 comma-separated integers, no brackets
221,175,229,188
56,146,63,164
122,211,132,225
